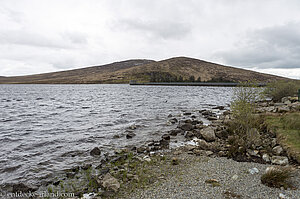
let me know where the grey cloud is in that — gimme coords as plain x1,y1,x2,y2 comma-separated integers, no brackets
0,29,87,49
216,22,300,69
112,19,192,40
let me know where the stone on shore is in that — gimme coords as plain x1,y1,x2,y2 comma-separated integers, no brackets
179,123,194,131
197,139,210,150
100,173,120,192
169,129,183,136
126,132,136,139
162,134,170,140
272,146,283,155
200,127,216,142
262,154,271,163
271,156,289,165
90,147,101,156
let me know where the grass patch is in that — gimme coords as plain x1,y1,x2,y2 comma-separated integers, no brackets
261,167,294,189
265,112,300,162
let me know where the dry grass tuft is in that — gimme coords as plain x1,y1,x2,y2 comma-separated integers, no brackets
261,167,294,189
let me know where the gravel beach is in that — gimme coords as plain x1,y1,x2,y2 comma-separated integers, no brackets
121,153,300,199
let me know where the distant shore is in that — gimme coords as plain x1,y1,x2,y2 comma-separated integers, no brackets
129,81,267,87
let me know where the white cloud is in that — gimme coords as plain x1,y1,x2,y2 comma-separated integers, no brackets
0,0,300,79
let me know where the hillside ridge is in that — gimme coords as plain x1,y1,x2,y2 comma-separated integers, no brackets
0,57,288,84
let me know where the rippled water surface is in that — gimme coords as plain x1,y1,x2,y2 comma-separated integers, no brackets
0,84,233,185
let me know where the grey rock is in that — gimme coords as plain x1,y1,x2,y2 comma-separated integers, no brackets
197,139,210,150
193,149,205,156
81,164,92,170
246,149,260,157
274,103,285,106
179,123,194,131
212,106,224,110
90,147,101,156
206,151,214,156
12,183,38,193
201,110,213,116
207,116,218,121
169,129,183,136
162,134,170,140
195,124,204,129
271,156,289,165
126,132,136,139
231,174,238,180
272,145,283,155
184,131,194,139
128,124,137,130
183,119,192,123
169,118,178,124
262,154,271,163
100,173,120,192
271,138,277,147
200,127,216,142
277,106,290,113
248,167,259,174
215,129,228,139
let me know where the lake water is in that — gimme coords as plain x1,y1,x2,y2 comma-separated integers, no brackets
0,84,233,186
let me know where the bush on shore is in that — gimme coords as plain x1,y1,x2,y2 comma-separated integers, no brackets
227,82,265,156
263,80,300,102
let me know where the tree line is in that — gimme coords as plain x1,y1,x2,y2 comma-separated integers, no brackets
148,72,234,83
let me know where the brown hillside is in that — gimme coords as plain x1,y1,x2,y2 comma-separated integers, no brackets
0,57,288,84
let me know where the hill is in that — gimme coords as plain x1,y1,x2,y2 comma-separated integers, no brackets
0,57,288,84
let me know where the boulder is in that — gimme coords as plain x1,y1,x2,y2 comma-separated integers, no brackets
193,149,205,156
262,154,271,163
101,173,120,192
169,118,178,124
169,129,183,136
183,112,192,115
201,110,213,116
272,146,283,155
215,129,229,139
200,127,216,142
12,183,38,193
281,97,292,104
207,116,218,121
90,147,101,156
277,106,290,113
159,139,169,149
271,156,289,165
128,124,137,130
136,146,147,153
183,119,192,123
195,124,204,129
197,139,210,150
162,134,170,140
212,106,225,110
246,149,260,157
126,132,136,139
184,131,194,139
184,144,197,151
179,123,194,131
192,129,202,138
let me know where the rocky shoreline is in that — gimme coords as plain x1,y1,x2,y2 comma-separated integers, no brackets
1,98,300,198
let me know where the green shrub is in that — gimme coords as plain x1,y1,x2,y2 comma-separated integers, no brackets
228,82,265,156
263,80,300,102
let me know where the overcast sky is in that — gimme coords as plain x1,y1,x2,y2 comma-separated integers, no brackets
1,0,300,79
